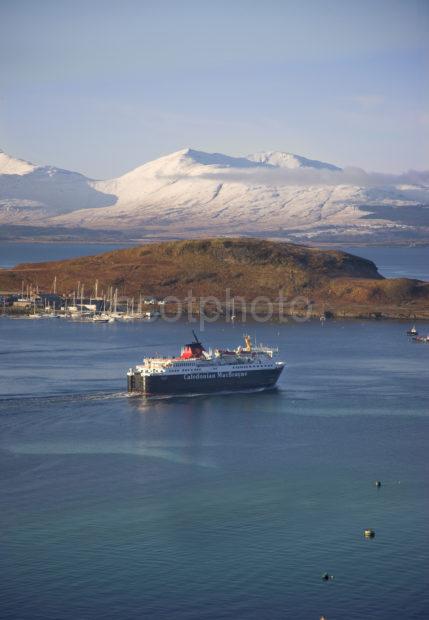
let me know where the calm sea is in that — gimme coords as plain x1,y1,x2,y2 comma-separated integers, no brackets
0,318,428,620
343,245,429,281
0,241,428,281
0,242,132,269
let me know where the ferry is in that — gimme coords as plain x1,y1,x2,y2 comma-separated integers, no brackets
127,332,285,395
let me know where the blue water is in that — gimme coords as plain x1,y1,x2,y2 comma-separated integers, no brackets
1,242,428,281
0,242,131,269
0,318,428,620
343,245,429,281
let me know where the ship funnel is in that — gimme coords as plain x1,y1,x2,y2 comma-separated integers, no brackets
244,335,252,352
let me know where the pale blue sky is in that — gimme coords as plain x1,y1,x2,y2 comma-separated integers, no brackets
0,0,428,178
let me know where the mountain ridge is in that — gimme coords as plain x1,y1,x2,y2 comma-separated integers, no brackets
1,147,428,243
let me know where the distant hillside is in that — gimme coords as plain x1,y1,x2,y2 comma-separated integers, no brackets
1,147,429,244
1,238,428,318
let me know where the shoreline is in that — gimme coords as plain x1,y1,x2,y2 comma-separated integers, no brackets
1,236,429,249
1,238,428,322
2,306,429,322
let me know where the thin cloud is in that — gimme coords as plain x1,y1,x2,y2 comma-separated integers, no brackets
195,166,429,188
349,94,385,111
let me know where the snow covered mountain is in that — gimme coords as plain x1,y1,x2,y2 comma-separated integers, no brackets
0,149,116,225
1,147,428,242
0,149,38,175
247,150,341,170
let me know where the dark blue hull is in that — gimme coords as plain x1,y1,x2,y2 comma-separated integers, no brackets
128,366,284,395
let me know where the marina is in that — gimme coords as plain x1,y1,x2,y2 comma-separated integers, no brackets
1,281,164,323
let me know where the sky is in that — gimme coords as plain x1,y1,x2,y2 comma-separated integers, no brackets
0,0,428,179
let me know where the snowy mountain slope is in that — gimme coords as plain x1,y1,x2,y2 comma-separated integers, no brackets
0,149,38,175
1,147,428,241
247,150,341,170
0,150,116,224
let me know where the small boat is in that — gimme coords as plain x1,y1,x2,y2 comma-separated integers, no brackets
118,314,135,322
142,311,160,320
27,300,40,319
412,335,429,344
92,314,110,323
406,325,418,336
230,298,236,322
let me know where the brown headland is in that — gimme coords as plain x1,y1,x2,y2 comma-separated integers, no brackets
1,238,428,319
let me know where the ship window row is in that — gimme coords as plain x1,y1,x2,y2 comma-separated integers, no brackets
166,364,270,372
